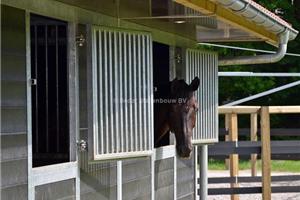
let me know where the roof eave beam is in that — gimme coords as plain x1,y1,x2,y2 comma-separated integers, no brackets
174,0,278,45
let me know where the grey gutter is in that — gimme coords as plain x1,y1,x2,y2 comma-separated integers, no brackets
219,31,289,66
215,0,298,41
213,0,299,66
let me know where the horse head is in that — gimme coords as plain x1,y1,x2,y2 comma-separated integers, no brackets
154,77,200,158
169,77,200,158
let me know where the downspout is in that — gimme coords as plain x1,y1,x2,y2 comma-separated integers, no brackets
219,31,289,66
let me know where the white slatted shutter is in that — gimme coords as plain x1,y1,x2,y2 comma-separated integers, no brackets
90,26,153,160
186,49,218,144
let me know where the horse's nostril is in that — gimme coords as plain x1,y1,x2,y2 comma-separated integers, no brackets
177,146,192,158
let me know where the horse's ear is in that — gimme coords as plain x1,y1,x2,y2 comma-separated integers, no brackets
190,77,200,91
170,78,179,94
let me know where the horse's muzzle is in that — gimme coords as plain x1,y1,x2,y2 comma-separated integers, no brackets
176,145,192,158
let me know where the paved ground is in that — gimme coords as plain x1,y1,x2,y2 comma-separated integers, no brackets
206,170,300,200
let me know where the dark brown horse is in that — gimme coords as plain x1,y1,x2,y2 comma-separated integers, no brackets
154,77,200,158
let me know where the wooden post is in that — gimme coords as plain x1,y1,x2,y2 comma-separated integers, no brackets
225,114,230,170
229,113,239,200
250,113,258,177
260,107,271,200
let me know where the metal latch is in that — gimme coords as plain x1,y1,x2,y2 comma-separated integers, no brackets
31,79,37,86
77,140,87,152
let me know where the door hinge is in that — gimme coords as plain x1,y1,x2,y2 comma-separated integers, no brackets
76,34,85,47
77,140,87,152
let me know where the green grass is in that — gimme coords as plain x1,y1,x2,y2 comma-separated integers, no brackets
208,159,300,173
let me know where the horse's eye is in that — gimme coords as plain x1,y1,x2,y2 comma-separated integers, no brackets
195,107,199,112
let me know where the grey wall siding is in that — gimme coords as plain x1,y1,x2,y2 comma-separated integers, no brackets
122,158,151,200
80,160,117,200
155,158,174,200
1,5,28,199
177,155,195,200
1,159,27,187
1,135,27,162
1,185,27,200
1,109,27,134
35,179,76,200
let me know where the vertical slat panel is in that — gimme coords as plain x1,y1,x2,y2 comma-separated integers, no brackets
92,28,99,156
133,35,138,151
137,35,142,151
93,29,99,155
119,32,124,153
124,33,129,153
147,36,152,150
205,53,208,140
128,34,133,152
98,30,103,155
114,31,119,153
104,30,109,154
196,52,200,139
186,49,218,143
205,53,209,139
215,54,218,140
142,36,146,151
201,53,204,140
149,37,154,150
191,51,194,138
91,26,153,160
109,31,114,153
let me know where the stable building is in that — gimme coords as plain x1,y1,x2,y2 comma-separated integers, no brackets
1,0,298,199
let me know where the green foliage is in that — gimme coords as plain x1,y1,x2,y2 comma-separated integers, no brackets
208,159,300,172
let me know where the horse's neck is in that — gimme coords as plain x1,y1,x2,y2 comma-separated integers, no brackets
154,103,170,145
154,81,172,145
155,122,170,145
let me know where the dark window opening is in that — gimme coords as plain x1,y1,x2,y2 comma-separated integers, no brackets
30,14,69,167
153,42,170,147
